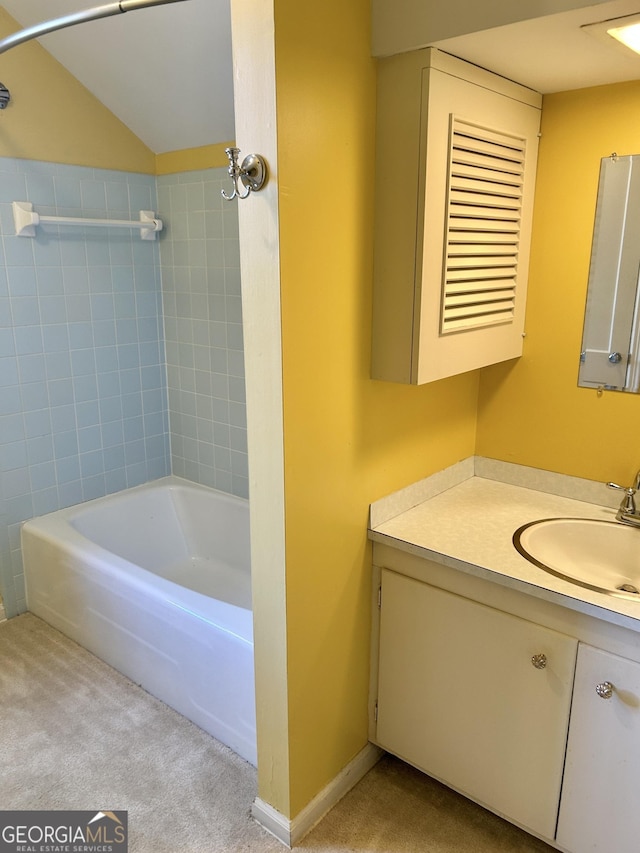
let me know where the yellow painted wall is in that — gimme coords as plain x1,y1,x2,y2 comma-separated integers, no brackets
477,80,640,488
155,142,234,174
274,0,479,816
0,7,154,171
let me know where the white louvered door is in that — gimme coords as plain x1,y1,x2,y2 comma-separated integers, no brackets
441,119,524,335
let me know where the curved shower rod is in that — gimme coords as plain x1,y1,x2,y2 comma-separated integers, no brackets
0,0,190,55
0,0,191,107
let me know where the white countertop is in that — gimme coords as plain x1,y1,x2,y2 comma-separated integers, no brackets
369,476,640,633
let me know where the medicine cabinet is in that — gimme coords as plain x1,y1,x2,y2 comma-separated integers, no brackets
371,48,542,385
578,153,640,393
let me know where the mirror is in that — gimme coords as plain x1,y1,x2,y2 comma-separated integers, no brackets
578,153,640,393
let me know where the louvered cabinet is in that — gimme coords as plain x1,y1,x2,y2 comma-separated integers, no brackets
371,48,542,384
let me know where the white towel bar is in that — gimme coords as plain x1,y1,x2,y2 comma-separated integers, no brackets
12,201,163,241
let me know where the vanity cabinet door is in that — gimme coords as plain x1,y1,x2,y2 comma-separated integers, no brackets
375,569,577,839
556,644,640,853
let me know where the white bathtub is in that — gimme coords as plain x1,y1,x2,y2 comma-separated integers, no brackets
21,476,256,766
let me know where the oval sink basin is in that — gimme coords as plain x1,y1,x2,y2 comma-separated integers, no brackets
513,517,640,599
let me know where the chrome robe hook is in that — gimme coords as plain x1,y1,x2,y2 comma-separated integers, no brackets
222,147,267,201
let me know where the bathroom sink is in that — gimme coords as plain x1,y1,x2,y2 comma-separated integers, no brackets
513,517,640,599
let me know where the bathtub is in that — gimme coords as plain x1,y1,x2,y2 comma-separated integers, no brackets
22,476,256,766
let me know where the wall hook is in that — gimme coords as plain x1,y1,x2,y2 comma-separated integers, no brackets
222,147,267,201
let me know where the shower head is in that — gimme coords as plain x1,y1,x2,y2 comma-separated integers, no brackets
0,0,191,57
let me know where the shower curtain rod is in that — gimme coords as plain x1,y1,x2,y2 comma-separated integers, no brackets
0,0,190,56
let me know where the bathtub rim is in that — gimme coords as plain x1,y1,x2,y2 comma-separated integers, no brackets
21,476,253,646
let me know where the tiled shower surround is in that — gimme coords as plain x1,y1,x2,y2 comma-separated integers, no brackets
157,170,247,498
0,158,245,618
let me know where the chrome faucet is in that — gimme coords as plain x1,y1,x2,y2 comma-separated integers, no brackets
607,469,640,527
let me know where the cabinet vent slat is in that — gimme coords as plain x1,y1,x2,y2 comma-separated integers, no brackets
445,280,517,295
448,244,517,258
450,164,524,188
450,204,521,220
450,150,525,176
442,309,515,332
445,291,516,307
447,231,520,245
447,255,517,270
452,122,526,150
441,117,526,334
450,190,522,210
445,299,515,318
446,267,517,283
449,176,524,196
447,217,520,233
452,131,525,165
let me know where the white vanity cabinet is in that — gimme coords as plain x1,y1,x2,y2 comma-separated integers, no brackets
556,644,640,853
371,547,640,852
369,471,640,851
375,568,577,839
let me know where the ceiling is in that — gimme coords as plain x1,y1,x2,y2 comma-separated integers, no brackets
434,0,640,94
1,1,640,155
0,0,235,154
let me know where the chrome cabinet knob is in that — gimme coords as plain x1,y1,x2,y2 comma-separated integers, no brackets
596,681,614,699
531,653,547,669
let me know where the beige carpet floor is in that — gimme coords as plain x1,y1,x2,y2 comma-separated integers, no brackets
0,613,555,852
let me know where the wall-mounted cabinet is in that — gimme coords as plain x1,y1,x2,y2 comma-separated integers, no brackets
371,48,542,384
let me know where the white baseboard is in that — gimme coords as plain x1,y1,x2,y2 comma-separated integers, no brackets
252,742,383,847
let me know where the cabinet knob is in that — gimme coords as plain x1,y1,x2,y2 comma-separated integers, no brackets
531,653,547,669
596,681,614,699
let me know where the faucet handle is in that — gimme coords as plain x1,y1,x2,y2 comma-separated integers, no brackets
607,482,637,513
